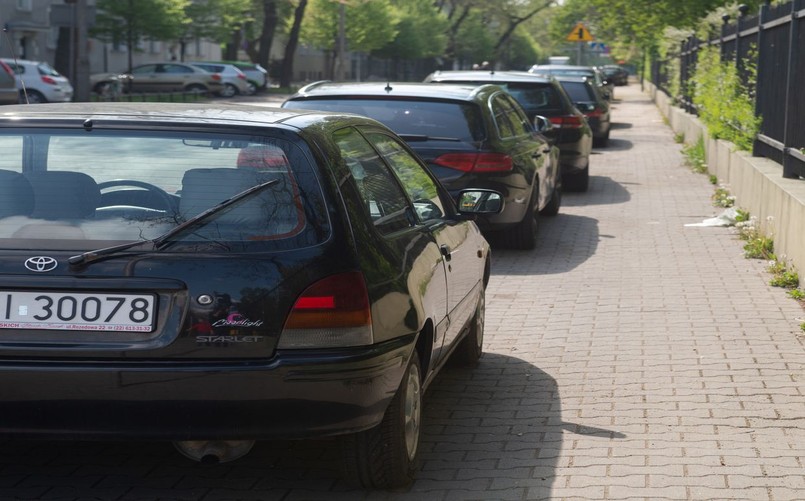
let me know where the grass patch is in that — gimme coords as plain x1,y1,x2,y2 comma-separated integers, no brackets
682,136,707,174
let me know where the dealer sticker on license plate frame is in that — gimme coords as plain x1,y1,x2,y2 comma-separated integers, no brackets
0,291,156,332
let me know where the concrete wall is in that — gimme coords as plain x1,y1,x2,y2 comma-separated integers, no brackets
647,82,805,275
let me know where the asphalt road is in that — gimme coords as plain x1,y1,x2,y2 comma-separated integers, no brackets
2,84,804,501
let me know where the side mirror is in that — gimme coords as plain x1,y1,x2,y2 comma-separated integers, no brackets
533,115,551,134
456,189,504,215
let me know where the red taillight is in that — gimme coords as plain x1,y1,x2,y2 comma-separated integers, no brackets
211,73,222,82
585,108,603,118
237,73,247,80
433,153,513,173
549,115,584,129
284,272,371,330
40,76,58,85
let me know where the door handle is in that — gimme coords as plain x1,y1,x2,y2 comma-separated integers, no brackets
440,244,452,261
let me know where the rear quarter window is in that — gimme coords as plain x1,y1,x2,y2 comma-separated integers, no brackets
560,81,595,102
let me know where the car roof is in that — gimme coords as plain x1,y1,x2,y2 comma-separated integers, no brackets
530,64,596,72
291,81,498,102
0,102,383,131
424,70,554,84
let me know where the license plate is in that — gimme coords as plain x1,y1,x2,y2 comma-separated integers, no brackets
0,291,156,332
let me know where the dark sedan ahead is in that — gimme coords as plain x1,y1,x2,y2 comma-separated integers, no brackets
283,81,561,250
0,102,500,489
554,75,612,148
424,70,593,192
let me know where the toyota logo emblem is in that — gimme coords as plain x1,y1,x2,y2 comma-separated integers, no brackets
25,256,58,272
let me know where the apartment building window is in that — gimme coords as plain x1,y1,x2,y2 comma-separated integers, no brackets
17,0,33,11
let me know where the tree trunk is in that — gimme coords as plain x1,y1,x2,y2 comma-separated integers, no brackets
54,27,71,78
280,0,307,88
257,0,278,69
224,29,241,60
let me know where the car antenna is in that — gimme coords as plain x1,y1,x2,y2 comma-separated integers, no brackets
384,80,392,93
3,28,28,104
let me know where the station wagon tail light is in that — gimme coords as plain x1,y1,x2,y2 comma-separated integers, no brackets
549,115,584,128
585,108,603,118
278,272,374,348
433,153,513,173
41,76,58,85
237,73,247,80
211,73,222,81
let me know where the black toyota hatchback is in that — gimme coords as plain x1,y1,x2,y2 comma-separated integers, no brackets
0,102,501,489
283,82,561,250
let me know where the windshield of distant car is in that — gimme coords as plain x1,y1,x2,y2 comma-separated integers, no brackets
0,129,329,252
286,98,485,143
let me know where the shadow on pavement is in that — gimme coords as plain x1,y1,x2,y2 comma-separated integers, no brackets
598,138,633,151
489,214,599,275
561,176,631,207
0,354,603,500
610,122,633,130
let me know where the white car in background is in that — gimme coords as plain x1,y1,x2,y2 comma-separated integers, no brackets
0,59,73,103
189,62,252,97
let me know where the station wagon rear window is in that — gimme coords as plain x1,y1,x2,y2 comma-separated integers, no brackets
0,129,329,252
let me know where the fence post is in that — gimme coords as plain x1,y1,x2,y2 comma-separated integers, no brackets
736,4,750,74
721,14,730,60
781,0,801,178
752,0,771,157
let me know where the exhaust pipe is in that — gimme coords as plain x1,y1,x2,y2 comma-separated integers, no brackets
173,440,255,464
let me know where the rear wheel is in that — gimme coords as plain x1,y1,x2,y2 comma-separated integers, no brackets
452,288,485,367
342,351,422,489
185,84,207,95
504,187,538,250
540,175,562,216
21,89,46,104
564,165,589,192
219,84,238,98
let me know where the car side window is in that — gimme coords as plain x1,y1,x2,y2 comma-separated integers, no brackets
131,65,157,75
494,94,532,137
491,95,516,139
365,132,446,223
333,128,412,235
164,64,192,74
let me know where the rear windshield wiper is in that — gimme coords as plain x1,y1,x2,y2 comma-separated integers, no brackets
69,179,279,267
397,134,462,142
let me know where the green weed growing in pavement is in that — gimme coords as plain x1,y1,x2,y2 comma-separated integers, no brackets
682,136,707,174
709,174,718,185
734,208,750,223
768,263,799,289
712,184,736,208
674,132,685,144
735,215,775,260
788,288,804,301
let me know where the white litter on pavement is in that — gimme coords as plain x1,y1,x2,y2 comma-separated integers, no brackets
685,208,739,227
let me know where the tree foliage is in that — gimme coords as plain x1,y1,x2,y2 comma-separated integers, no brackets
373,0,448,60
300,0,397,53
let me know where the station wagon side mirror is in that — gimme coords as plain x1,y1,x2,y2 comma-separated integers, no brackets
533,115,551,134
456,189,504,215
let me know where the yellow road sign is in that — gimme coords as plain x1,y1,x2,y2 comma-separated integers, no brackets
566,23,594,42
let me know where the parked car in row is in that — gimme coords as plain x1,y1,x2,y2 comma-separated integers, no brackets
0,101,501,489
0,58,73,103
283,81,562,250
0,60,18,105
200,60,269,92
600,64,629,86
529,64,614,101
189,62,252,97
90,62,224,95
554,75,612,148
424,70,593,192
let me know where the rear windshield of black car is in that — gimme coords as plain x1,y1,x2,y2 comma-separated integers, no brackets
559,81,596,103
498,83,564,112
286,98,485,143
0,129,330,252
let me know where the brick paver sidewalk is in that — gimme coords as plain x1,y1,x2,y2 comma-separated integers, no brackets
431,84,804,500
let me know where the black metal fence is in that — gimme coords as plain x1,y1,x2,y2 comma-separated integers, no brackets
665,0,804,179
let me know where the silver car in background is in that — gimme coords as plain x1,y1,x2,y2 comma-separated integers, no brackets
0,59,73,103
189,62,252,97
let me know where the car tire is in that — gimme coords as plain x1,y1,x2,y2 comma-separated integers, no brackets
245,82,257,95
593,129,610,148
504,187,538,250
342,351,422,489
452,288,485,367
540,175,562,217
219,84,238,98
563,164,589,192
21,89,46,104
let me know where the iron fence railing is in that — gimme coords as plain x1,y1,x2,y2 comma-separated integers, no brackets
657,0,804,179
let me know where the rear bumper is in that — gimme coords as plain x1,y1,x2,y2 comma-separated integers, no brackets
0,336,414,440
